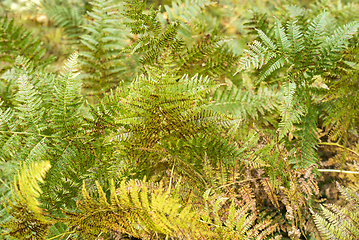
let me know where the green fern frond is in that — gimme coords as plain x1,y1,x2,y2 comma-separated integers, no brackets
320,21,359,68
41,0,86,49
238,40,272,70
207,82,281,122
15,74,46,131
124,0,237,78
0,17,53,74
40,145,86,214
274,17,291,53
312,181,359,240
278,82,302,139
243,11,270,37
286,19,304,56
257,56,286,83
305,12,328,51
295,116,318,168
80,0,135,97
0,54,94,219
105,63,230,150
311,0,359,24
312,209,341,240
123,0,161,35
0,102,16,161
237,10,359,84
51,51,83,136
164,0,215,24
178,36,238,78
161,0,216,40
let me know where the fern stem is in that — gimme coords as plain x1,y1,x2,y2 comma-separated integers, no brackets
0,131,88,139
168,163,175,191
318,142,359,158
96,232,103,239
0,131,57,138
215,178,262,190
317,169,359,174
46,231,75,240
199,219,220,227
0,177,10,189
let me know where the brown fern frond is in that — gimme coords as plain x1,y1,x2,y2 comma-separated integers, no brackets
261,178,280,208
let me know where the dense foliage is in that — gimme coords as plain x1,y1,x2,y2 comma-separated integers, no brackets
1,0,359,239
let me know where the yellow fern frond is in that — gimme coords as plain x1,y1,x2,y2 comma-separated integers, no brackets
1,161,52,239
63,178,213,239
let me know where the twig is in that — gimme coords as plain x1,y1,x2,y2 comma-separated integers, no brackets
46,231,75,240
317,169,359,174
318,142,359,158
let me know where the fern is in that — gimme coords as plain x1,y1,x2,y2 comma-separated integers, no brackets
124,0,238,79
160,0,216,44
0,17,53,74
312,182,359,240
237,10,359,169
41,0,86,49
2,1,354,239
163,0,216,25
0,53,92,221
310,0,359,25
51,51,83,137
237,11,359,82
278,82,302,139
321,43,359,144
207,81,282,122
201,190,280,239
1,161,52,239
102,56,234,179
79,0,135,98
62,178,213,239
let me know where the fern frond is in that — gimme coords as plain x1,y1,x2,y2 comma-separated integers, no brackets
201,192,279,239
257,56,286,83
278,82,302,139
62,178,213,239
161,0,216,39
237,10,358,86
320,21,359,68
312,181,359,240
1,161,52,239
286,19,304,56
312,209,341,240
237,40,274,71
243,11,270,37
105,65,232,153
292,106,319,168
15,74,46,131
207,83,281,122
0,17,52,74
0,103,16,161
164,0,215,24
51,51,83,136
178,36,238,78
41,0,86,49
305,12,328,51
124,0,237,78
80,0,135,97
274,17,291,53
